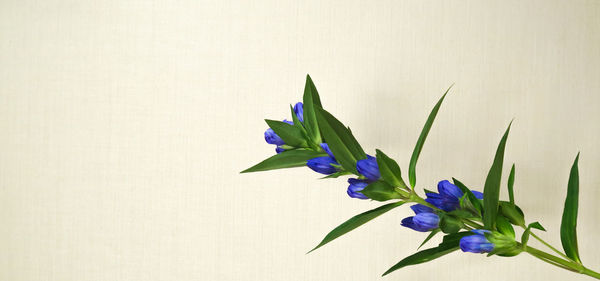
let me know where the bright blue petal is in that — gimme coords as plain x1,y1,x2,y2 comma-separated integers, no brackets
320,143,335,159
264,128,285,145
293,102,304,122
306,156,338,174
410,204,434,214
471,190,484,199
356,155,380,181
347,178,369,199
438,180,464,199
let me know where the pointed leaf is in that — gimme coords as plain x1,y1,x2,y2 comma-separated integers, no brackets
560,153,581,263
483,122,512,229
496,215,515,238
241,150,327,173
508,164,516,204
382,232,470,276
408,86,452,187
309,201,404,253
302,75,323,143
376,149,408,189
418,229,440,250
265,119,308,147
314,107,366,174
360,181,402,201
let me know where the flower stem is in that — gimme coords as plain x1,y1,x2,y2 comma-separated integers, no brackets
525,246,600,279
523,229,571,260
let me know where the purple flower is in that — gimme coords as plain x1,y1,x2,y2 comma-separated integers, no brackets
356,155,380,181
275,146,285,154
460,230,494,253
307,156,339,175
347,178,369,199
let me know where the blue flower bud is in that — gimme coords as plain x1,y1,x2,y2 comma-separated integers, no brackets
347,178,369,199
459,230,494,253
425,192,460,212
438,180,463,199
264,128,285,145
275,146,285,154
320,143,335,159
307,156,339,175
401,212,439,232
293,102,304,122
356,155,380,181
410,204,434,214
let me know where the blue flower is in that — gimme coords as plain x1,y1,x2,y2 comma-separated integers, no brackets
347,178,369,199
264,128,285,145
264,120,294,146
356,155,380,181
320,143,335,159
460,230,494,253
275,146,285,154
401,204,439,232
425,180,484,211
307,156,339,175
293,102,304,122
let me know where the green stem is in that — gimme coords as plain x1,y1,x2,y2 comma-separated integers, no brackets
525,246,600,279
525,229,571,260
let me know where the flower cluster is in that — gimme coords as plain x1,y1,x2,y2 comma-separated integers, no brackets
246,76,599,279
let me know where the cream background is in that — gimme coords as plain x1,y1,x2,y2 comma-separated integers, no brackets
1,0,600,280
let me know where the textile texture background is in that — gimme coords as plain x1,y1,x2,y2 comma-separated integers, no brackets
1,0,599,280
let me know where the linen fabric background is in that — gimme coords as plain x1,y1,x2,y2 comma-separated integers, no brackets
1,0,599,280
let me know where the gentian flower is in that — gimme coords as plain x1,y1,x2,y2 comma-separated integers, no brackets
425,180,484,211
401,204,440,232
460,229,494,253
264,128,285,145
264,120,294,146
275,146,285,154
307,156,339,175
356,155,380,181
293,102,304,122
347,178,369,199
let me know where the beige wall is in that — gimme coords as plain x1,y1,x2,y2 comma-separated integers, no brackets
1,0,600,280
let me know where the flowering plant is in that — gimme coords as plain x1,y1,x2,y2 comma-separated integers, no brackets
242,75,599,279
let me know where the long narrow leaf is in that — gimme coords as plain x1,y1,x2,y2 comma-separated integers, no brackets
508,164,516,204
483,121,512,229
560,153,581,263
302,75,323,143
315,107,366,174
408,85,452,187
241,150,327,173
383,232,469,276
308,201,404,253
265,119,308,147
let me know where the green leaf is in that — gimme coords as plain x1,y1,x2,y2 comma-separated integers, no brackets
375,149,408,189
483,121,512,230
496,215,515,238
521,222,546,248
319,171,352,179
560,153,581,263
418,229,440,250
452,178,483,216
498,201,525,227
302,75,323,143
408,85,452,187
530,221,546,231
508,164,516,204
265,119,308,147
241,150,327,173
382,232,470,276
314,107,366,174
360,181,403,201
308,201,404,253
